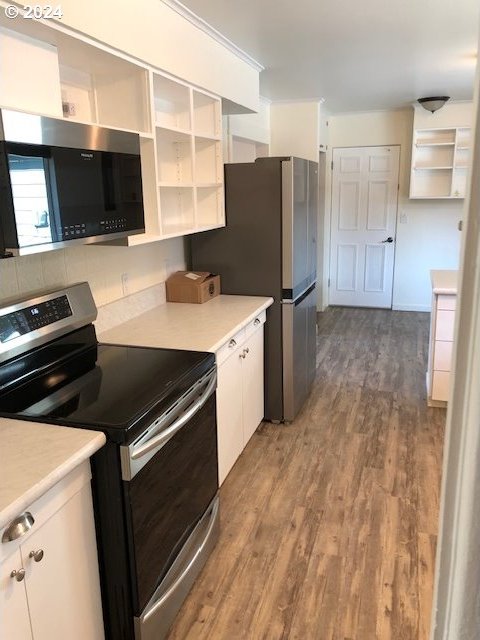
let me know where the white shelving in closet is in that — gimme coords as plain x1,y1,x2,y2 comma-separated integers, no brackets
410,127,472,199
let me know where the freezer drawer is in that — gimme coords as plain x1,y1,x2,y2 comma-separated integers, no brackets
282,284,317,421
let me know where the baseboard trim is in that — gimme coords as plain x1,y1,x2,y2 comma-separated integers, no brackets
392,304,431,312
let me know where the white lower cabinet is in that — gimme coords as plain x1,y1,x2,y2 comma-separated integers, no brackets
0,462,104,640
216,313,265,485
427,290,457,405
241,327,265,444
2,549,32,640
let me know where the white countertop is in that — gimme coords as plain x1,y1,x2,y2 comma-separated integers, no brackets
431,270,458,295
99,294,274,352
0,419,105,529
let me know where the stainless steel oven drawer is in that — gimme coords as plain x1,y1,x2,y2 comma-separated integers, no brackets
134,495,220,640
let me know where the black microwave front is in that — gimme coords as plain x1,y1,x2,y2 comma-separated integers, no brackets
0,109,145,256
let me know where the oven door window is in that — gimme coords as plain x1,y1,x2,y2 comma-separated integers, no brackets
7,152,57,248
125,393,218,616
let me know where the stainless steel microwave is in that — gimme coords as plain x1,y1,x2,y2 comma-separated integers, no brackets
0,109,145,256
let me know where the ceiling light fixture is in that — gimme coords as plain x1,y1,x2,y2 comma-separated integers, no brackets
418,96,450,113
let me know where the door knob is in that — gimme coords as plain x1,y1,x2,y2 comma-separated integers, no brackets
29,549,44,562
381,237,394,243
10,569,25,582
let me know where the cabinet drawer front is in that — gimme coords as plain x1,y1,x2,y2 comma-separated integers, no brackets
245,310,267,339
434,341,453,372
0,461,91,562
216,328,246,366
437,295,456,311
436,310,455,342
432,370,450,402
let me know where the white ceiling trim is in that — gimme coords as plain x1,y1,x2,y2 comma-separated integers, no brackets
161,0,265,72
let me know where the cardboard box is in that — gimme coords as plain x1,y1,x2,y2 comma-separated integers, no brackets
166,271,221,304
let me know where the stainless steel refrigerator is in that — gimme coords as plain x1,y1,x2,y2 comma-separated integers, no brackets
190,156,318,422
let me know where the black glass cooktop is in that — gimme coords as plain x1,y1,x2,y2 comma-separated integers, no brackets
0,325,214,443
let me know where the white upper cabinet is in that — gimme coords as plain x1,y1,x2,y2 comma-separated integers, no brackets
0,27,62,118
409,103,473,200
0,14,225,244
410,126,471,199
152,75,224,239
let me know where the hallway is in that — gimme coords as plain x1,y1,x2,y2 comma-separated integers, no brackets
168,307,446,639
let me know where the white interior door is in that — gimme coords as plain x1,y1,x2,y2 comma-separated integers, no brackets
329,146,400,308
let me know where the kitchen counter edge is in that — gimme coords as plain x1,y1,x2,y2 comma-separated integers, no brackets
0,419,105,530
431,269,458,295
99,295,274,353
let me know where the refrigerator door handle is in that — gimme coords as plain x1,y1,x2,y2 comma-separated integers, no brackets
282,282,316,305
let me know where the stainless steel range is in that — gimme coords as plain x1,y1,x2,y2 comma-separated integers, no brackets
0,282,219,639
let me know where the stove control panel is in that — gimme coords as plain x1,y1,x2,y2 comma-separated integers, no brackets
0,295,72,344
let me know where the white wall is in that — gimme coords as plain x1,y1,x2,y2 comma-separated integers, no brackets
228,97,271,144
21,0,260,112
270,101,321,162
0,238,186,308
325,104,470,311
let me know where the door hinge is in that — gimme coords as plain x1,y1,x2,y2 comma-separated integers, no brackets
331,161,334,171
328,278,331,287
397,183,400,191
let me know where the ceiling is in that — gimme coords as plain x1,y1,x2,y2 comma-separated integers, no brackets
178,0,479,113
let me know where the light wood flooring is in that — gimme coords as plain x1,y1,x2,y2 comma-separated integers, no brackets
168,307,446,640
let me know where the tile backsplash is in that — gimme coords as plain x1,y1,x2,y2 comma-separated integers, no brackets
0,237,186,306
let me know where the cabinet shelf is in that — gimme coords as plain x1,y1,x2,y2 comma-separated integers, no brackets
153,74,191,131
416,142,455,147
410,125,472,199
413,166,454,171
155,123,191,136
193,90,221,138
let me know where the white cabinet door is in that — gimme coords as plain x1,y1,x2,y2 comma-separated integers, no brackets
0,548,32,640
242,328,264,445
21,485,104,640
217,348,244,485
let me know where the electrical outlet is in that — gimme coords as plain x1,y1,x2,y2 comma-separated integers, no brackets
62,101,76,117
121,273,129,296
399,212,408,224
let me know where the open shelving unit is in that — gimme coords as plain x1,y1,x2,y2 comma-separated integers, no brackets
410,127,472,199
0,14,225,244
152,72,224,237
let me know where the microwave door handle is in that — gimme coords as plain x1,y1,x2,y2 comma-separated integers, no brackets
131,371,217,461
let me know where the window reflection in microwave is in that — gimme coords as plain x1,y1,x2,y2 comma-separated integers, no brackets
8,154,53,248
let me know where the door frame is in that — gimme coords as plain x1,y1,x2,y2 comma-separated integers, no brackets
430,86,480,639
327,144,400,308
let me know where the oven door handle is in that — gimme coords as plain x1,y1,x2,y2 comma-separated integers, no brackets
130,370,217,461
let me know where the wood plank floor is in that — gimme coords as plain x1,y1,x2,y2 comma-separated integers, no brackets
167,307,446,640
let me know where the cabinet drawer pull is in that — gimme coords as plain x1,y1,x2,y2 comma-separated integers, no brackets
29,549,44,563
10,569,25,582
2,512,34,543
229,339,237,348
254,318,261,326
